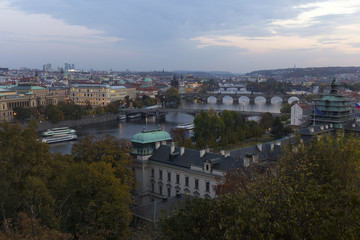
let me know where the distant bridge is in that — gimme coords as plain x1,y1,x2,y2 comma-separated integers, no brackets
181,92,306,104
119,108,282,119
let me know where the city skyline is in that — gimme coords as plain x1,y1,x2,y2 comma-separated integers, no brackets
1,0,360,73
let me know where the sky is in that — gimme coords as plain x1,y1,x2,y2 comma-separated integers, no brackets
1,0,360,73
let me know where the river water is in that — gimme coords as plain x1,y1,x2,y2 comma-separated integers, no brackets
50,100,282,154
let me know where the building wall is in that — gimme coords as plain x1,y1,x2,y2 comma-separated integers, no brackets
291,104,304,126
133,144,222,205
70,84,111,107
70,84,136,107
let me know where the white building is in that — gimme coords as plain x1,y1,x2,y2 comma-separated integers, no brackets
291,102,310,126
131,128,238,205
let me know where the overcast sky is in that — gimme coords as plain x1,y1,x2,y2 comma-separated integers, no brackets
1,0,360,73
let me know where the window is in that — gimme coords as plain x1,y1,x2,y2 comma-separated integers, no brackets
151,183,154,193
195,179,199,190
159,186,163,195
206,182,210,192
206,164,209,171
168,188,171,197
151,168,154,177
176,174,180,184
167,172,171,182
185,177,189,187
159,170,163,180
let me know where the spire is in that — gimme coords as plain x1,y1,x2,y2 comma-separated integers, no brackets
330,77,340,94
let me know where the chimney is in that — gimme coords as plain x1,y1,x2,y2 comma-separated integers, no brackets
271,143,274,151
220,150,225,156
170,142,175,154
155,141,160,149
180,147,185,155
200,149,205,158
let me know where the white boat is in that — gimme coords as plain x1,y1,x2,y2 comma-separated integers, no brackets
42,127,76,137
176,123,195,130
118,114,126,120
42,134,78,144
127,113,141,119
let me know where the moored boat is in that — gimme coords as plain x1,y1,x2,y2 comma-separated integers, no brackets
127,113,141,119
42,134,78,144
42,127,76,137
176,123,195,130
118,114,126,120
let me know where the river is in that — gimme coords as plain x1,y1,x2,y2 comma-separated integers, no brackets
50,100,282,154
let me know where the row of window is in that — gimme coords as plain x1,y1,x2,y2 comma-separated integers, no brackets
72,93,106,97
151,168,211,192
151,182,211,196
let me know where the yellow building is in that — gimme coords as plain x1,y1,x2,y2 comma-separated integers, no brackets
70,84,136,107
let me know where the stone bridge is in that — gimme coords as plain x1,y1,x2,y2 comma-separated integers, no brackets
119,108,282,119
182,92,306,104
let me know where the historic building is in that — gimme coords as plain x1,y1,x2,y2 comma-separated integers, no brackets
70,84,136,107
131,127,285,205
298,78,360,141
0,85,66,121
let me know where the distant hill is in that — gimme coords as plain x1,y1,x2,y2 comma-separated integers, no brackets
246,67,360,78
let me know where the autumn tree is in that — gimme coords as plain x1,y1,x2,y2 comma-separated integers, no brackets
160,135,360,239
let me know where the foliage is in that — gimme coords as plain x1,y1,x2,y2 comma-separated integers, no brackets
160,135,360,239
141,95,157,107
0,124,135,239
165,87,180,108
12,106,31,122
271,117,291,139
280,102,293,114
193,110,264,149
260,112,273,131
0,212,72,240
45,104,65,123
246,78,292,94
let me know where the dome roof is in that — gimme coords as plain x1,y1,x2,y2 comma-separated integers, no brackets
144,77,153,83
132,127,171,144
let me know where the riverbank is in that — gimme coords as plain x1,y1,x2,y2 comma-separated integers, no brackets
37,114,118,131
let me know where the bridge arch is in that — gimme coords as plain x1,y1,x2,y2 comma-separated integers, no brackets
207,96,217,104
288,96,300,104
238,96,250,104
254,96,266,103
222,95,233,104
271,96,283,104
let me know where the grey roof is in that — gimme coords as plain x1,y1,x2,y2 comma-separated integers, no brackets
149,145,240,172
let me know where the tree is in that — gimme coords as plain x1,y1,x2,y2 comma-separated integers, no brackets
280,103,292,114
12,106,31,123
0,122,55,226
45,104,64,123
165,87,180,108
161,135,360,239
271,117,285,139
260,112,273,131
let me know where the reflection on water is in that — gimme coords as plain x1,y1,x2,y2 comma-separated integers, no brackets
50,101,283,154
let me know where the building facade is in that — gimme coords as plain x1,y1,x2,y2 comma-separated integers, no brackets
131,128,243,204
70,84,136,107
291,102,310,126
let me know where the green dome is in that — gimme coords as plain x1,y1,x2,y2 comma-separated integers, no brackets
144,77,153,83
132,128,171,144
